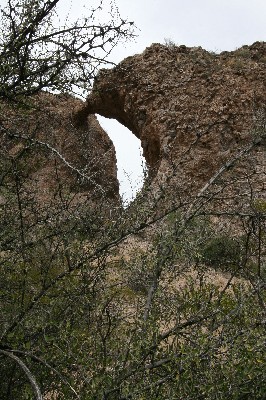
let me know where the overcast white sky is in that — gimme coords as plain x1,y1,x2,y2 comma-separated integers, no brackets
59,0,266,202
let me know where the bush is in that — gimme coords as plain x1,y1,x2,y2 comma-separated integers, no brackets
201,235,241,271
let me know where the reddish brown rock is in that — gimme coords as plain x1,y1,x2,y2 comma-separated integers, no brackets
79,41,266,210
0,92,120,209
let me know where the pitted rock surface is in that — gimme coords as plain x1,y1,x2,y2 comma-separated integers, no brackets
0,92,120,206
80,41,266,207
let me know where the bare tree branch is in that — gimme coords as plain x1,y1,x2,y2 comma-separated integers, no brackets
0,349,43,400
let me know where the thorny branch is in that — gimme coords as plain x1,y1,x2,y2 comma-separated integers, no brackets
0,0,135,99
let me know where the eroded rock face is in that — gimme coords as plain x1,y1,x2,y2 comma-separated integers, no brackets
0,93,120,207
79,41,266,209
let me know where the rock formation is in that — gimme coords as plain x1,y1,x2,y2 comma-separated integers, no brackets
2,42,265,219
78,41,266,212
0,92,120,210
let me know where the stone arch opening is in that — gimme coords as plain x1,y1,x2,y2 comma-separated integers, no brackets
97,115,146,205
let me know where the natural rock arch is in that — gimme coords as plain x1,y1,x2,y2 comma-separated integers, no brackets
76,41,266,208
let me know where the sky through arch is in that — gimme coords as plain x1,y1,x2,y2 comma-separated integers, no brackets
97,115,146,205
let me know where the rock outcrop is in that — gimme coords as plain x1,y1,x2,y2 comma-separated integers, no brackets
79,41,266,211
2,42,265,219
0,92,120,208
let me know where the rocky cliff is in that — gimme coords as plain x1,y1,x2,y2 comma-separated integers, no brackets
0,93,120,210
78,41,266,212
2,42,265,219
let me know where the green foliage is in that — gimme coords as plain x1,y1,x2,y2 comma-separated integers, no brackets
126,253,154,295
201,235,241,270
253,198,266,213
1,205,266,399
